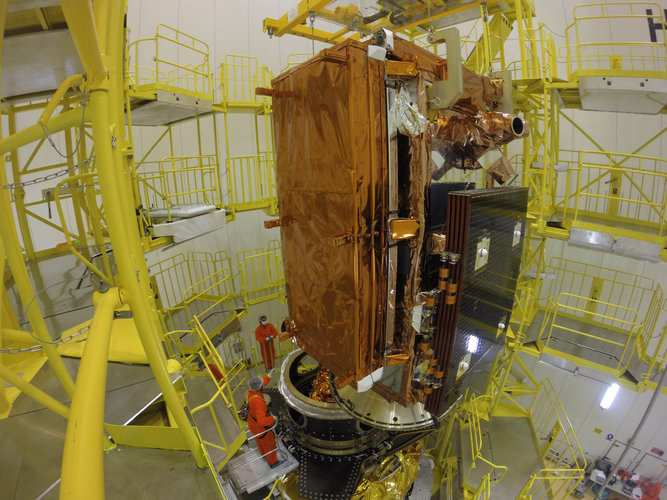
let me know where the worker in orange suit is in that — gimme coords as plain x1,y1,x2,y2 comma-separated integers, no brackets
640,480,662,500
246,375,284,468
255,315,277,371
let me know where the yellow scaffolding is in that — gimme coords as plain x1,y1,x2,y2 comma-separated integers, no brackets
537,257,665,380
236,240,285,307
563,3,667,79
562,151,667,245
519,379,587,499
225,153,277,213
188,317,247,470
127,24,213,99
219,54,273,112
136,155,221,224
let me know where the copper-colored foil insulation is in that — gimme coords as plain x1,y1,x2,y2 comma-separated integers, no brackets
272,40,388,382
310,367,336,403
428,232,447,255
271,33,527,412
431,109,529,172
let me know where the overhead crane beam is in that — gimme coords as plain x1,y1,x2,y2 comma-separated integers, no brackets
263,0,331,37
264,0,520,44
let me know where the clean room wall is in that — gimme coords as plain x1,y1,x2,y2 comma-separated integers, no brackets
519,352,667,480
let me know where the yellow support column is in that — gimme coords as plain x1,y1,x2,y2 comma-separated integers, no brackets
0,361,71,419
60,289,121,500
7,110,36,259
0,237,9,414
61,0,206,468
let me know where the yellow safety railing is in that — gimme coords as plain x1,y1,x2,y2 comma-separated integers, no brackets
521,379,586,499
280,53,312,73
562,151,667,244
637,284,664,361
218,330,298,374
183,268,238,343
127,24,213,98
562,3,667,79
237,240,285,306
516,468,584,500
471,472,492,500
136,155,220,224
147,251,241,353
506,24,558,81
460,395,508,490
219,55,273,107
225,152,277,212
189,317,247,470
539,257,662,374
544,293,641,373
541,258,656,319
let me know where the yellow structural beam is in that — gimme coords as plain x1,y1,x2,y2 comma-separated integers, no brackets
39,74,84,127
0,107,84,157
0,361,70,419
0,0,76,397
60,0,207,470
60,289,121,500
0,235,9,415
59,0,108,89
264,0,331,37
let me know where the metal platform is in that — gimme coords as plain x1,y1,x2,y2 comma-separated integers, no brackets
460,416,545,499
524,309,645,382
129,88,213,126
182,375,245,470
225,442,298,494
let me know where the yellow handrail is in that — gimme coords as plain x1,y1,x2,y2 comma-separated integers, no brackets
136,155,221,224
562,3,667,78
189,317,247,469
237,240,285,306
127,24,212,98
520,379,586,499
562,150,667,242
460,395,508,489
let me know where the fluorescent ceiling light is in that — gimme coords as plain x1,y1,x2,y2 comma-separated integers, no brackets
466,335,479,354
600,383,620,409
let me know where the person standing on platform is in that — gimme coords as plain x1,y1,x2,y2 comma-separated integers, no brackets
246,375,284,468
255,315,277,371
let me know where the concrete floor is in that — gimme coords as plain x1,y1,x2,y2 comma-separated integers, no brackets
0,362,223,499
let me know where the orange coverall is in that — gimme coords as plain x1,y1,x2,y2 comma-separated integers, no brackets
255,323,277,370
246,389,277,465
